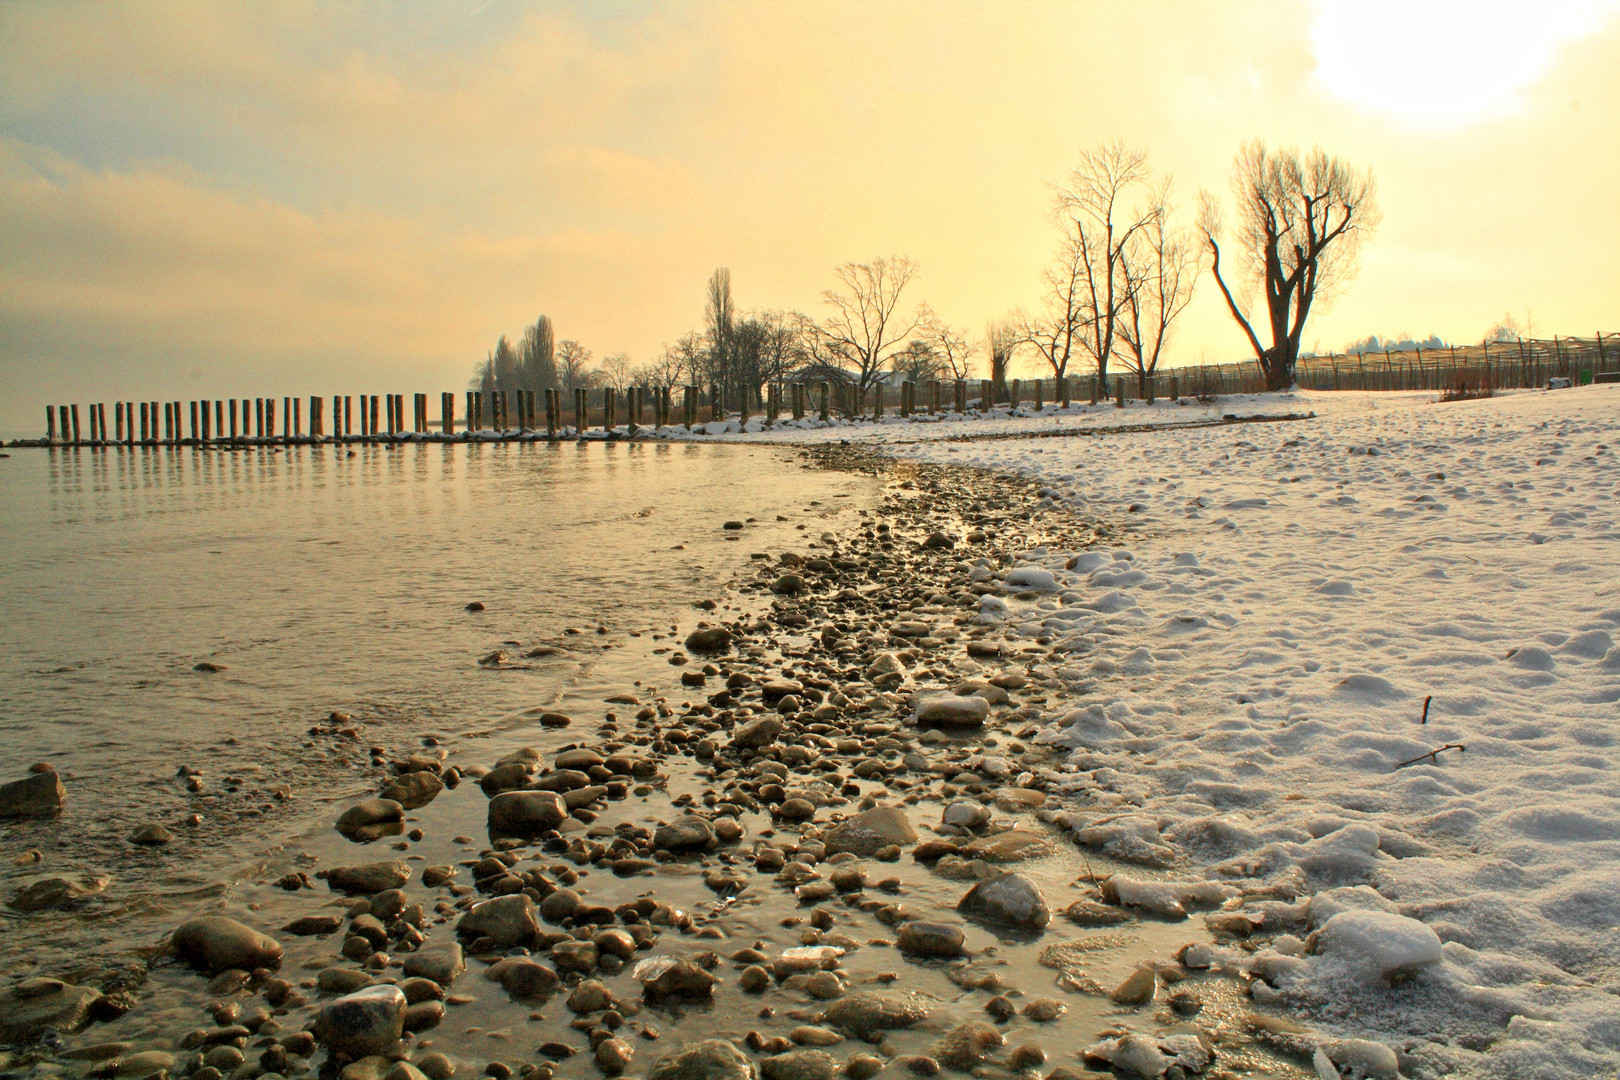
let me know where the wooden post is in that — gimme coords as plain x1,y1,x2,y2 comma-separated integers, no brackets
1115,377,1125,408
954,379,965,413
928,379,940,414
1598,331,1607,373
978,379,991,410
99,403,109,443
790,383,803,420
710,383,722,422
46,405,57,444
1090,376,1101,405
1009,378,1020,411
87,404,98,443
871,382,882,419
1058,375,1070,408
681,385,694,429
1169,375,1180,402
569,386,582,432
1033,378,1043,411
140,401,150,442
187,400,197,442
819,381,830,422
70,404,82,445
265,397,274,440
116,402,125,443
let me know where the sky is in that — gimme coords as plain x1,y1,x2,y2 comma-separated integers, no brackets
2,0,1618,432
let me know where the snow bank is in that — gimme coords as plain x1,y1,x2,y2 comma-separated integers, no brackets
890,386,1620,1078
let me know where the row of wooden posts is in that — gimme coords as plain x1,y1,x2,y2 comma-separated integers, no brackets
38,375,1183,447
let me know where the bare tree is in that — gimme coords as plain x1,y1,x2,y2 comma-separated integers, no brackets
1118,181,1202,395
1487,313,1523,344
1018,222,1088,381
1202,141,1379,391
600,351,634,387
921,316,977,380
890,339,942,385
1058,143,1155,387
643,332,705,389
555,339,598,390
986,320,1019,403
819,257,926,393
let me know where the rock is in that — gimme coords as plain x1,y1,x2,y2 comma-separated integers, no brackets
957,873,1050,930
596,1038,634,1075
992,789,1045,812
914,696,989,728
762,1050,840,1080
732,716,784,749
960,830,1056,863
1082,1033,1167,1078
539,887,581,922
327,862,410,894
380,772,443,810
825,806,917,857
115,1051,176,1077
401,943,463,986
953,679,1010,705
771,575,806,596
633,956,717,999
789,1026,843,1047
864,653,908,690
497,960,560,997
129,822,173,846
566,979,614,1014
845,1056,883,1080
416,1053,455,1080
822,993,930,1039
942,800,991,829
684,627,734,654
776,798,816,821
654,816,714,852
922,532,955,550
1021,998,1067,1022
895,922,965,959
0,771,64,818
8,873,109,912
282,914,344,936
487,790,567,834
935,1022,1003,1071
740,964,770,992
0,978,104,1042
458,894,538,947
645,1039,756,1080
1063,899,1132,927
314,984,406,1059
1109,967,1157,1006
170,916,283,971
336,800,405,840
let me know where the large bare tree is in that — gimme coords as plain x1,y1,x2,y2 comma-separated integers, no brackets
1202,141,1378,391
1058,143,1155,388
1118,181,1202,395
1018,226,1086,381
818,257,927,393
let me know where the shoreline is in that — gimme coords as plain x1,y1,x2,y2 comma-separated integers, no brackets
0,445,1330,1080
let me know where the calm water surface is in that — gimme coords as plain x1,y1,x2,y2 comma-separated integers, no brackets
0,440,875,956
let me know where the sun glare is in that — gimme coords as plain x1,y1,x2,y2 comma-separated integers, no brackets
1310,0,1620,129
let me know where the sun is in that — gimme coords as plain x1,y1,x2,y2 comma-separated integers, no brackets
1309,0,1620,129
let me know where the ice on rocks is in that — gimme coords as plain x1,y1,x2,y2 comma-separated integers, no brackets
1100,875,1238,920
1308,910,1443,986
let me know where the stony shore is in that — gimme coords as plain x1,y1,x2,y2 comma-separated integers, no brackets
0,446,1347,1080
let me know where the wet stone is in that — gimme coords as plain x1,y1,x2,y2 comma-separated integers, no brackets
314,984,406,1060
957,873,1050,930
327,861,411,895
170,916,283,971
895,922,965,959
0,978,104,1042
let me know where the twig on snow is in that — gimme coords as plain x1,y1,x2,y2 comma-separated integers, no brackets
1420,695,1432,725
1394,743,1465,770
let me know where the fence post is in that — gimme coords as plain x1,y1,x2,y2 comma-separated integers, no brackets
978,380,991,410
953,379,964,413
817,381,828,422
1009,378,1020,411
1091,375,1101,405
1114,378,1125,408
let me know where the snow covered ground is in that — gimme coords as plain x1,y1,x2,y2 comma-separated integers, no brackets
851,386,1615,1079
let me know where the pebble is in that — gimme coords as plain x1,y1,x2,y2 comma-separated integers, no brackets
895,921,965,959
170,916,283,971
956,872,1050,930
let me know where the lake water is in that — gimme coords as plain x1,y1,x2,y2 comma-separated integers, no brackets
0,440,877,959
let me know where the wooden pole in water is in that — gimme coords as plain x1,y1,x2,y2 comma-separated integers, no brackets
116,402,125,444
45,405,57,444
264,398,274,441
140,401,150,442
231,399,240,439
70,404,82,445
368,395,378,437
88,403,98,443
100,403,110,444
978,379,991,410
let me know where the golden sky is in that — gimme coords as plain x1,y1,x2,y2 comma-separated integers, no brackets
2,1,1617,429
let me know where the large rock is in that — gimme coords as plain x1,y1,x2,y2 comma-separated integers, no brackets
957,873,1050,930
684,627,733,654
0,978,103,1042
653,816,714,853
864,654,908,690
761,1050,839,1080
487,790,567,834
633,957,717,999
401,942,464,986
380,772,444,810
646,1039,755,1080
336,800,404,841
0,771,64,818
960,830,1056,863
731,716,783,750
8,874,109,913
314,984,406,1059
458,894,538,947
914,696,989,727
327,862,410,895
170,916,283,971
895,921,965,958
825,806,917,857
822,993,930,1039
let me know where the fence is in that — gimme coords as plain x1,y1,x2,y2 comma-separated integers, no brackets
19,333,1618,447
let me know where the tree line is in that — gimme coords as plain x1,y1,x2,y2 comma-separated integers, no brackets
473,139,1383,399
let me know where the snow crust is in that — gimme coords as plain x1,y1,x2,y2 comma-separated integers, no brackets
870,387,1620,1079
